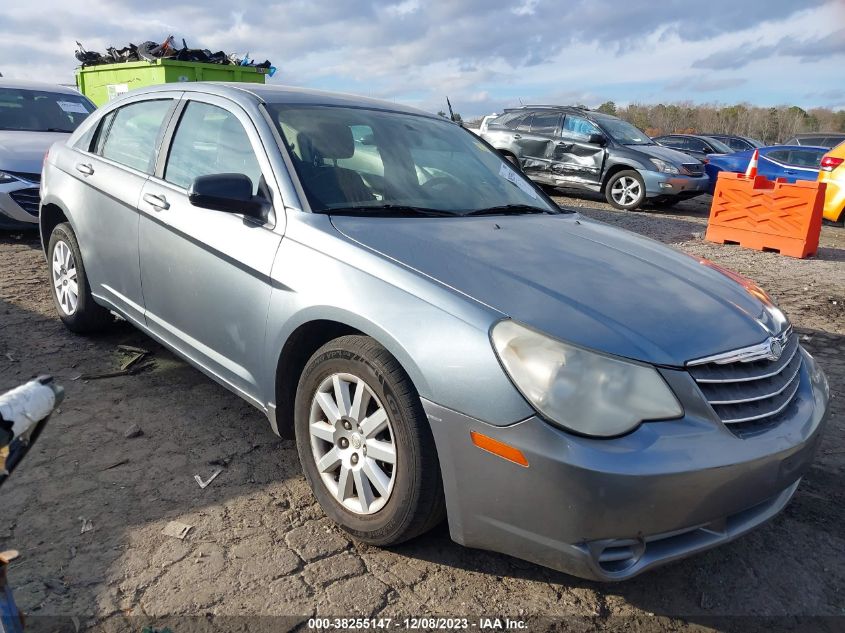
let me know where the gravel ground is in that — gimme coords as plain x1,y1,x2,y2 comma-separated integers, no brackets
0,193,843,632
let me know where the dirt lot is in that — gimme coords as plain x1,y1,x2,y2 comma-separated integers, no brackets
1,193,843,632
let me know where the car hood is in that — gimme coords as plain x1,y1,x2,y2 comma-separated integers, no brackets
0,131,69,174
631,143,700,165
331,213,776,366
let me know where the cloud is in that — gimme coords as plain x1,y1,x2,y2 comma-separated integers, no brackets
0,0,841,116
692,27,845,70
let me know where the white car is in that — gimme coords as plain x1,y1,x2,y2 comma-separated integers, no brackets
0,79,95,229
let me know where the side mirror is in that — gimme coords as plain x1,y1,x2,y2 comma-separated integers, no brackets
588,133,607,146
188,173,266,219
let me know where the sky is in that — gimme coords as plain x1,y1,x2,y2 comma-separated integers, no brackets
2,0,844,118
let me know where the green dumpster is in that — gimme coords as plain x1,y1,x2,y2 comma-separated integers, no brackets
76,59,268,106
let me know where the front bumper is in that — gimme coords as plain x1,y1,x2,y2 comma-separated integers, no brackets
639,170,710,198
0,180,40,228
425,348,828,581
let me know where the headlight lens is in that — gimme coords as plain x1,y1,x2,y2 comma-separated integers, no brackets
0,172,18,185
649,158,680,174
491,320,683,437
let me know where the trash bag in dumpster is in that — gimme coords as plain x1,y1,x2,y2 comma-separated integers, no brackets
75,36,276,76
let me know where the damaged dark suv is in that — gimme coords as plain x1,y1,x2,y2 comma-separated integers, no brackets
481,106,709,210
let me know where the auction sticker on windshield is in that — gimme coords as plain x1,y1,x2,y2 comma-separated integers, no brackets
56,101,90,114
499,162,538,199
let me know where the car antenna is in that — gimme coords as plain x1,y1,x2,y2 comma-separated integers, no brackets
446,96,462,126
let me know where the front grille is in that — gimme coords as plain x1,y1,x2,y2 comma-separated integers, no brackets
4,170,40,184
9,187,41,217
688,331,802,437
681,163,704,176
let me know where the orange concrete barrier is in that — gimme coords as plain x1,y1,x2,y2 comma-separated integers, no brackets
705,172,826,258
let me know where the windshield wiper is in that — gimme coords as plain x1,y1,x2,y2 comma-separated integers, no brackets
42,128,74,133
463,204,557,216
319,205,456,217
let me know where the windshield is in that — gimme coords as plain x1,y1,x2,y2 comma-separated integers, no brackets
0,88,94,133
266,104,559,216
596,117,653,145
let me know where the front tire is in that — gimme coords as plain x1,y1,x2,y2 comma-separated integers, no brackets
47,222,112,333
605,170,646,210
294,335,445,546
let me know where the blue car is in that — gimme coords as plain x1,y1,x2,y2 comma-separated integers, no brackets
705,145,827,193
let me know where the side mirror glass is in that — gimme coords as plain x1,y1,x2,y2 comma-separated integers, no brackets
188,173,266,219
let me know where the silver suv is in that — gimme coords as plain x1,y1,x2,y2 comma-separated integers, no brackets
40,83,829,581
0,80,94,229
481,106,709,210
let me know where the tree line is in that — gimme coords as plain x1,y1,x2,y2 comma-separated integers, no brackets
594,102,845,143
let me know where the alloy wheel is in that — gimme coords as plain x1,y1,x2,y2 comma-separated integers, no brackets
52,240,79,315
610,176,642,207
309,372,397,515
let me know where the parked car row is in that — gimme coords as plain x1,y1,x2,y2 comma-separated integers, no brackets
478,106,844,219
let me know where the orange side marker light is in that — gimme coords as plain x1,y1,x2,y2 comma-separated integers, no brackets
470,431,529,467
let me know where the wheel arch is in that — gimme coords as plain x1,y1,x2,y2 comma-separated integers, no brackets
600,163,640,192
271,314,429,439
39,201,72,255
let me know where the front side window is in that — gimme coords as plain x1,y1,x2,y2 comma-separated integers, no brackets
561,115,600,140
98,100,173,173
267,104,559,215
0,88,94,133
165,101,263,194
685,138,707,152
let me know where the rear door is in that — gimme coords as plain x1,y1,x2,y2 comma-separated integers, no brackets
549,113,605,186
68,94,178,323
516,111,561,181
137,94,283,404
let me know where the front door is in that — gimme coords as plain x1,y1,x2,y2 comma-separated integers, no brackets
137,96,283,404
549,114,605,187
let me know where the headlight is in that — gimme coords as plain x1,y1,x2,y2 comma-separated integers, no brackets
491,320,683,437
0,172,19,185
649,158,679,174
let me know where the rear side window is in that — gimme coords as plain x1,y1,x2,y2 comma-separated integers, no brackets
502,113,527,129
98,100,173,173
530,112,560,135
765,150,790,163
658,136,683,148
787,149,824,167
726,138,750,151
165,101,263,195
516,114,533,132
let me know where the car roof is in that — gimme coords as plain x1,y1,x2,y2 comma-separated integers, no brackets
503,105,604,117
790,132,845,138
0,78,85,95
132,82,439,119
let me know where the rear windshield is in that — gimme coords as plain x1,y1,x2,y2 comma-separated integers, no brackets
0,88,94,133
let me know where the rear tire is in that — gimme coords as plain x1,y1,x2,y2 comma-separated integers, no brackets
294,335,445,546
605,170,646,210
47,222,112,333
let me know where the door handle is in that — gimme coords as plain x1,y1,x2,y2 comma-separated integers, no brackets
75,163,94,176
143,193,170,210
513,134,522,140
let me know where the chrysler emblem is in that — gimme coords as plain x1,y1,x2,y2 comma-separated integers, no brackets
767,338,784,362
